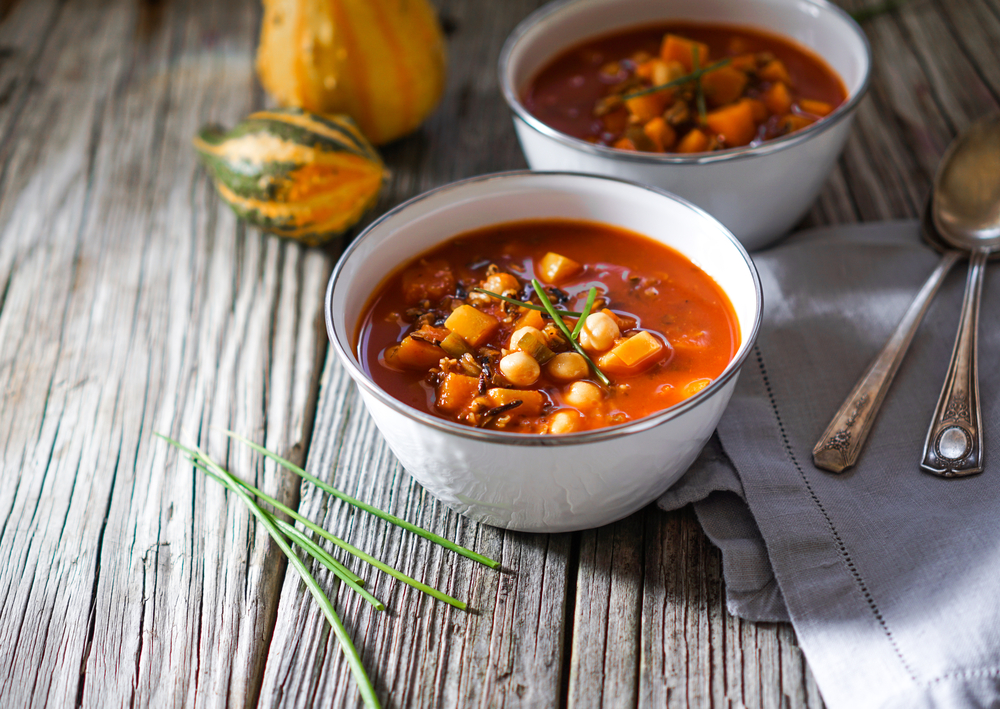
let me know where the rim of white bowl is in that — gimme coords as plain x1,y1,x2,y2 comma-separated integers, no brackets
325,170,763,447
498,0,872,165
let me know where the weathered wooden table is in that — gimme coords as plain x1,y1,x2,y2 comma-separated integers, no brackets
1,0,997,706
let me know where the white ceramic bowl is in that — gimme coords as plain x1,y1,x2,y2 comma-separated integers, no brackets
499,0,872,251
326,172,762,532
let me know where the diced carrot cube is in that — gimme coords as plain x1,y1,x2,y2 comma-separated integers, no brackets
515,308,545,331
538,252,582,284
486,388,545,417
706,99,757,147
395,336,445,370
745,98,768,122
436,373,480,414
763,81,793,116
445,304,500,347
660,34,710,72
759,59,791,84
624,91,671,122
799,99,834,117
780,114,814,133
701,66,748,108
613,136,638,151
401,259,455,305
676,128,710,153
643,117,676,151
611,331,664,367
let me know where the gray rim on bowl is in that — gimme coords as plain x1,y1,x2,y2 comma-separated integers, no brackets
325,170,764,447
498,0,872,165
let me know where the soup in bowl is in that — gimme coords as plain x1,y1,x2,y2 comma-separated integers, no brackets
326,172,762,532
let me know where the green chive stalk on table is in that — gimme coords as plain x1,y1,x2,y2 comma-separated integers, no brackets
155,430,498,709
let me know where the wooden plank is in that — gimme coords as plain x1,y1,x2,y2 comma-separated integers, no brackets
0,0,330,706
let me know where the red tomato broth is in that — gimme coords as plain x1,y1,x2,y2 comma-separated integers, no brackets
355,219,740,434
522,21,847,152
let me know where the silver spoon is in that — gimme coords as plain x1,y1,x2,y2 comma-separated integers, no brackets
920,115,1000,477
813,209,961,473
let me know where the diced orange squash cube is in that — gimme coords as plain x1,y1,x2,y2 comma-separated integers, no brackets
597,333,666,376
596,350,628,376
401,259,455,305
538,251,582,284
730,53,758,72
643,117,677,152
701,66,749,107
759,59,791,84
624,91,671,122
486,388,545,417
394,336,445,370
780,114,815,133
676,128,710,154
660,34,710,72
611,331,664,367
436,373,480,414
515,308,545,331
706,99,757,147
445,304,500,347
799,99,834,117
745,98,769,122
763,81,793,116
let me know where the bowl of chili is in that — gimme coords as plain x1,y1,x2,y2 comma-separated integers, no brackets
326,171,762,532
499,0,871,250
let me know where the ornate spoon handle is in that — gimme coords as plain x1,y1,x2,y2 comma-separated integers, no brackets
920,248,988,477
813,250,962,473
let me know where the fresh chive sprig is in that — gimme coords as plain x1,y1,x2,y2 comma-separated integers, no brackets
531,279,611,386
621,56,732,102
185,446,468,610
156,433,380,709
218,429,499,570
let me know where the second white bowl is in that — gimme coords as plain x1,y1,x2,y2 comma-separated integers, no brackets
499,0,872,250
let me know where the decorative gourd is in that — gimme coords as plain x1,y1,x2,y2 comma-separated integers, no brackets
193,108,385,245
256,0,447,146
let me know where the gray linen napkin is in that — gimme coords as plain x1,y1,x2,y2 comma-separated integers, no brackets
659,221,1000,709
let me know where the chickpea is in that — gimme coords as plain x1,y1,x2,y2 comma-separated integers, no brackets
483,273,520,294
549,410,581,434
565,381,603,409
546,352,588,382
578,312,620,353
510,326,544,350
499,351,540,387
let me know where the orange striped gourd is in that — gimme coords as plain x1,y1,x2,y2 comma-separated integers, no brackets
193,108,385,245
256,0,447,146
